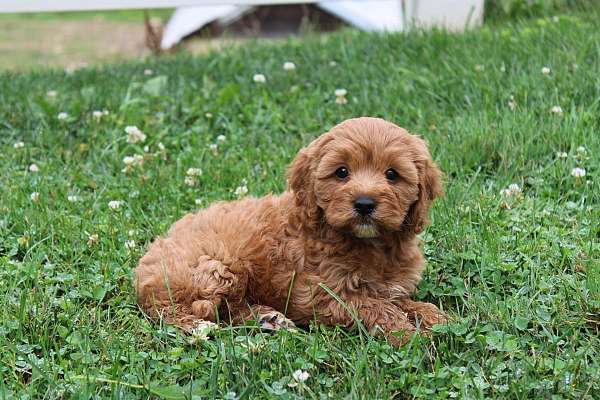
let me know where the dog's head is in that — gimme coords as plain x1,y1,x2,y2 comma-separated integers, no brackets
287,117,442,239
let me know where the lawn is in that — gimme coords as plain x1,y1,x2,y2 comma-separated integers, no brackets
1,9,599,399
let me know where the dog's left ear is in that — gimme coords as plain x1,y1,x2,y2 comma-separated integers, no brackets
406,136,443,233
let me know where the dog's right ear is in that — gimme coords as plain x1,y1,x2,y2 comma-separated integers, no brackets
287,147,314,208
286,133,332,228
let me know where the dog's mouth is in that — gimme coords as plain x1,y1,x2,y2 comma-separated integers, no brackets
352,221,379,238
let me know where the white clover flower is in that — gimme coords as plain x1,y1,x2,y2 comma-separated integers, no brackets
92,110,109,120
156,142,167,160
143,145,150,153
47,90,58,98
508,96,516,111
13,141,25,149
190,328,210,341
541,66,551,75
184,176,197,187
500,183,522,197
335,88,348,104
57,112,69,120
234,185,248,197
508,183,521,192
556,151,568,159
217,135,226,143
186,168,203,177
253,74,266,83
29,163,39,173
283,61,296,71
189,320,217,342
195,198,203,205
205,112,213,119
185,168,203,186
551,106,563,115
208,143,218,154
329,61,337,67
571,167,586,178
122,154,144,172
576,146,586,154
335,88,347,97
87,234,99,246
475,64,485,71
292,370,309,382
128,229,136,237
124,240,136,250
30,192,40,202
125,126,146,144
500,65,506,73
108,200,123,210
144,69,153,76
67,195,80,202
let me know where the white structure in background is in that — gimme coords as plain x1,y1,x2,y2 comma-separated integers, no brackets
0,0,484,51
161,0,484,50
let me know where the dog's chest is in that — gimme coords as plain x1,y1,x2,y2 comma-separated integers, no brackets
301,243,396,285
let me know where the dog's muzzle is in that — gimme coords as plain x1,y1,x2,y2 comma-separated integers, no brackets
352,221,379,238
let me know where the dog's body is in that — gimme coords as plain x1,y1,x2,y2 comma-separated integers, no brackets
135,117,445,345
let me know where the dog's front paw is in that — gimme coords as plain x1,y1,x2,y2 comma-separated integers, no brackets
258,311,296,331
407,301,447,330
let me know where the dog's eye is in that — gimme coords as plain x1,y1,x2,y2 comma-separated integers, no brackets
385,168,400,182
335,167,349,179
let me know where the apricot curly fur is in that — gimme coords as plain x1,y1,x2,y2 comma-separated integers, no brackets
135,117,446,345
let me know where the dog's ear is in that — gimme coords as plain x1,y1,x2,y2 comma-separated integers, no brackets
406,137,443,232
287,147,314,208
286,133,332,229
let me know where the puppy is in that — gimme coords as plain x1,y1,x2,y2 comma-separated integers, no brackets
135,117,445,345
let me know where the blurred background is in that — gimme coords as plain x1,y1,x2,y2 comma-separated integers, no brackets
0,0,593,71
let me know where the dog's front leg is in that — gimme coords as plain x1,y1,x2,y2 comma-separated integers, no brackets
324,297,416,347
230,304,296,331
395,298,447,331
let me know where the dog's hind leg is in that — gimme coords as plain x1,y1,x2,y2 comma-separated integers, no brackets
135,239,247,331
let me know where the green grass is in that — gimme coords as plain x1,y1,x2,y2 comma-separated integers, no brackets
1,11,599,399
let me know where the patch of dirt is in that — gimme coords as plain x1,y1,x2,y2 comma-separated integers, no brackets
0,19,149,70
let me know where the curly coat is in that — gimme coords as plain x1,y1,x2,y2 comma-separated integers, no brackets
135,117,445,345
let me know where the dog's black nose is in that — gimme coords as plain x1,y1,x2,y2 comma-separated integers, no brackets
353,196,376,216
